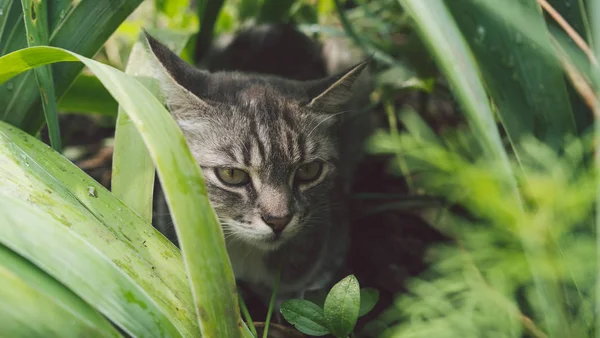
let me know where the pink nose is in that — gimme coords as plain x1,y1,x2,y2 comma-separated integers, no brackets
262,214,292,235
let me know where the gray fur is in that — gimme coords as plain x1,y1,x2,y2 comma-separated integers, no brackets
145,31,371,300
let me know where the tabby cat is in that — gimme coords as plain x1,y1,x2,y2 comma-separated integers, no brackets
146,25,372,302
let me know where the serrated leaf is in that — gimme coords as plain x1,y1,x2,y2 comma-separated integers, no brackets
324,275,360,338
358,288,379,317
280,299,330,336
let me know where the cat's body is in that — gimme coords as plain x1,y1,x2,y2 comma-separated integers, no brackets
148,25,372,302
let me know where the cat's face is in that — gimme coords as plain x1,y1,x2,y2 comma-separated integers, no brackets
146,33,365,251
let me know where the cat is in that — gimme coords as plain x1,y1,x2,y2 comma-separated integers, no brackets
146,24,372,303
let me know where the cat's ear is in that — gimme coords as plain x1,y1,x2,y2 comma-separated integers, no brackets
305,60,369,112
144,31,212,119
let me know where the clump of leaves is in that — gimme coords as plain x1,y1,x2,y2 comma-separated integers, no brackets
280,275,379,337
368,120,596,337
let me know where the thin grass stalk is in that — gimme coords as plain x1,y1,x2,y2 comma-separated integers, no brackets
262,268,282,338
20,0,61,152
399,0,570,335
238,290,258,337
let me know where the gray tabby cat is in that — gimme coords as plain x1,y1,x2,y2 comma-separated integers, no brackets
145,27,371,302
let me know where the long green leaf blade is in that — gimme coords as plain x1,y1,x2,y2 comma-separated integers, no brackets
0,120,198,336
0,0,142,134
398,0,509,166
112,29,191,222
445,0,575,151
0,1,15,44
0,45,243,337
20,0,61,151
0,244,122,337
0,179,181,337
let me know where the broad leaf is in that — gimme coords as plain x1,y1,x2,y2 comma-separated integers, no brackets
358,288,379,317
280,299,330,336
324,275,361,338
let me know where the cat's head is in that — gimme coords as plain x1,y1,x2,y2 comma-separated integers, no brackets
145,33,367,251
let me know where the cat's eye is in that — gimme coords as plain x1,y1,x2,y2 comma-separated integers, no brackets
295,161,323,183
215,168,250,186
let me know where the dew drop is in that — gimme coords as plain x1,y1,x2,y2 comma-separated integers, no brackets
6,82,13,91
59,10,66,19
474,26,486,44
0,9,4,16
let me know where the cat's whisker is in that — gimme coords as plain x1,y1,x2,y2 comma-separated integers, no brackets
306,110,349,139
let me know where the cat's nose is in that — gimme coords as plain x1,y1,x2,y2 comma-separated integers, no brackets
262,214,293,235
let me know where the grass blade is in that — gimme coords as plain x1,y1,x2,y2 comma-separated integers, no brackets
0,121,197,336
446,0,576,151
0,184,182,336
0,45,243,337
20,0,61,152
0,244,122,337
112,29,191,222
397,0,510,168
0,0,143,134
0,1,14,44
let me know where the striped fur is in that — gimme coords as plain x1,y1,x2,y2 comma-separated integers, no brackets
145,27,372,301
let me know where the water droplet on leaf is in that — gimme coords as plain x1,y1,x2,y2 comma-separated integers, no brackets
474,26,486,44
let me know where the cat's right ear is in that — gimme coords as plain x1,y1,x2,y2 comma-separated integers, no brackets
144,31,212,119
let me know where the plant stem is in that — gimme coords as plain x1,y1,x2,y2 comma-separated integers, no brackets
262,266,282,338
238,289,258,337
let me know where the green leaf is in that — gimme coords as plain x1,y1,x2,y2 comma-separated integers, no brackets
0,44,243,337
445,0,576,151
0,176,183,336
324,275,361,338
358,288,379,317
58,74,118,116
20,0,61,151
0,0,143,134
280,299,330,336
0,244,122,337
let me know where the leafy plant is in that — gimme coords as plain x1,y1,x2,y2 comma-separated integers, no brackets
0,38,251,337
281,275,380,337
358,0,600,337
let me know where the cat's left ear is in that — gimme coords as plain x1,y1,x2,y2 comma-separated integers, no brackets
143,30,213,120
305,59,369,112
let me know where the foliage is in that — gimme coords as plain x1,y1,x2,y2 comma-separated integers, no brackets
2,0,600,337
281,275,379,337
361,0,600,337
